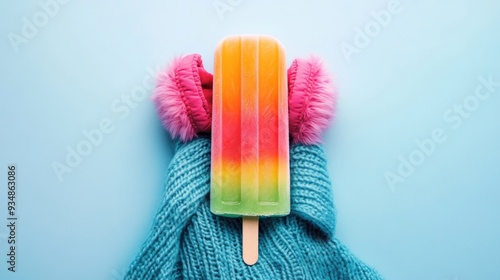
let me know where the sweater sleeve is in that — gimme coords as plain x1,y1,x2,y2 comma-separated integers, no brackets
125,137,211,280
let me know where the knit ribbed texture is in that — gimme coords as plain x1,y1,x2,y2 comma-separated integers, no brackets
126,137,382,279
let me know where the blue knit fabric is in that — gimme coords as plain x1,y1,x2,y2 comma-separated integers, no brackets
126,137,382,279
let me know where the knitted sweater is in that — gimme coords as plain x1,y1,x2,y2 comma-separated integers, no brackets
125,137,383,279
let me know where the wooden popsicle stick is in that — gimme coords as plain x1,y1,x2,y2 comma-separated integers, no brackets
242,217,259,265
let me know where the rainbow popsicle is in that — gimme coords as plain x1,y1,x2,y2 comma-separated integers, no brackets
211,35,290,217
211,35,290,265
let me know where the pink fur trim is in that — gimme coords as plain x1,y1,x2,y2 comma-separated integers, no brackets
288,56,336,145
152,54,212,142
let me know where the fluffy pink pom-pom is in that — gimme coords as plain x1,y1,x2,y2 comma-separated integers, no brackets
152,54,212,142
288,56,336,145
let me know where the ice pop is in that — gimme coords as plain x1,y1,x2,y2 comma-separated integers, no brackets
211,35,290,265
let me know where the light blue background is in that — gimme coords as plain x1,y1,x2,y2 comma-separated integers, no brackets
1,0,499,279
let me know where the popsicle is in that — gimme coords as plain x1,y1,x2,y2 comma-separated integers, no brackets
211,35,290,265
